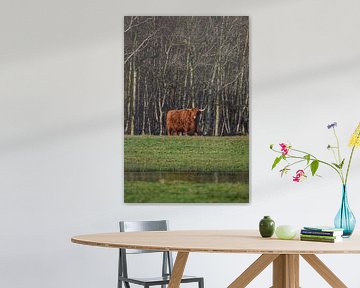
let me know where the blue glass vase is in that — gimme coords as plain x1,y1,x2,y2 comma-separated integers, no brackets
334,185,356,237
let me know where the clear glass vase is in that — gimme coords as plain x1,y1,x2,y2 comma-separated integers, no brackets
334,185,356,237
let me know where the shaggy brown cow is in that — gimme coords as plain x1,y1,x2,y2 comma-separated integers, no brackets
166,108,205,136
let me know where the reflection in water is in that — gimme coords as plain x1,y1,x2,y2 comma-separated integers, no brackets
125,171,249,183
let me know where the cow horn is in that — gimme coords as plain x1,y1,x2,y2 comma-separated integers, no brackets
199,107,206,112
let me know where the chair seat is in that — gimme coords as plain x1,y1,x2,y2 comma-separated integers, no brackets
119,274,203,286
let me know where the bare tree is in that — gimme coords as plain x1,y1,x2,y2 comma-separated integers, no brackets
124,16,249,136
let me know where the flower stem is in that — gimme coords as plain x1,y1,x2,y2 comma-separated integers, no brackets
330,148,338,164
345,130,360,185
271,147,343,182
290,148,344,182
291,148,317,159
332,128,345,181
285,154,344,182
333,128,342,164
284,159,306,168
345,145,356,185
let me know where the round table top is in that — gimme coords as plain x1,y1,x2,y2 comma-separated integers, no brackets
71,230,360,254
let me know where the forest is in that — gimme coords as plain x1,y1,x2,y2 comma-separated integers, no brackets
124,16,249,136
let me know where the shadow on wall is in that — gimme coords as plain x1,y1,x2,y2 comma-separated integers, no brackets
0,113,121,154
256,57,360,92
0,0,122,66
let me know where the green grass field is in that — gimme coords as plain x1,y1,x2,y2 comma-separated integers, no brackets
125,136,249,172
124,136,249,203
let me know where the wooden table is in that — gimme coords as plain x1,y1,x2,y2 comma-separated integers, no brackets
71,230,360,288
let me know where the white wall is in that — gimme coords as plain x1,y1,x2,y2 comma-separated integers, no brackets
1,0,360,287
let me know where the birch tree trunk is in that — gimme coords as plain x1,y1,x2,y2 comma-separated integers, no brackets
130,67,137,135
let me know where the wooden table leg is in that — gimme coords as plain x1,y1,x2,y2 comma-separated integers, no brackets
168,252,189,288
272,254,299,288
301,254,347,288
228,254,279,288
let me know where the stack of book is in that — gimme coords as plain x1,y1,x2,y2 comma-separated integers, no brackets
300,226,344,243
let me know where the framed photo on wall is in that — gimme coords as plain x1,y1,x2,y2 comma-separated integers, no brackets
124,16,249,203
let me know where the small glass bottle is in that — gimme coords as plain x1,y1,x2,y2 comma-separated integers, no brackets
259,216,275,238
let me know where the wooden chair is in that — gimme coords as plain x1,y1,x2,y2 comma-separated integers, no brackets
118,220,204,288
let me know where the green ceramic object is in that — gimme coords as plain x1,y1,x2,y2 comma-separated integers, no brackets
259,216,275,237
275,225,297,240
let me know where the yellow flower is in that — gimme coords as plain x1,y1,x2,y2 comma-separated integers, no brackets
349,122,360,147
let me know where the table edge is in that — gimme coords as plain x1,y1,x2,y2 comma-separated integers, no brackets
71,235,360,255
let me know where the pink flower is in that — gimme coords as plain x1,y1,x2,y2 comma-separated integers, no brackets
293,170,306,182
279,143,289,155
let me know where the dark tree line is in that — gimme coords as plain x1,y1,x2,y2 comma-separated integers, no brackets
124,16,249,136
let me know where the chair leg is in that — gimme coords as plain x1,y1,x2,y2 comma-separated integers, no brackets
118,279,130,288
199,278,204,288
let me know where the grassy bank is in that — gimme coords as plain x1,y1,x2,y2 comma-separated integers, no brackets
124,135,249,172
124,135,249,203
125,181,249,203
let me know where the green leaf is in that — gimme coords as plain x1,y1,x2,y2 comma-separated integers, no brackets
332,159,345,169
310,160,319,176
332,163,341,169
270,144,274,149
304,154,311,164
339,158,345,169
271,156,282,170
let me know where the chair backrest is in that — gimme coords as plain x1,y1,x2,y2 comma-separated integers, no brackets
118,220,174,283
120,220,168,232
119,220,169,254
